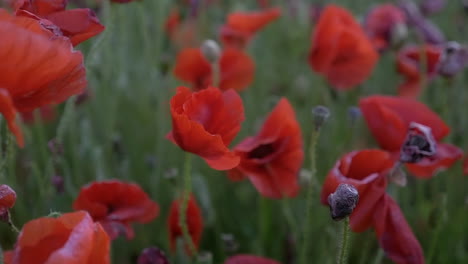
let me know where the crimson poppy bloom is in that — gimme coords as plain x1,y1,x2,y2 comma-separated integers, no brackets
72,180,159,240
168,194,203,254
359,95,463,178
167,86,244,170
224,255,281,264
12,0,104,46
0,184,16,220
0,10,87,146
229,98,303,199
3,211,110,264
220,7,281,49
364,4,406,51
308,4,379,90
396,45,441,97
173,47,254,92
321,150,424,264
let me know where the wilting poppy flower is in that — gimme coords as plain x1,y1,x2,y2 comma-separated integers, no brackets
229,98,303,199
396,45,441,97
168,194,203,254
73,180,159,240
167,86,244,170
4,211,110,264
224,255,281,264
12,0,104,46
173,47,254,91
359,95,463,178
0,184,16,221
220,7,281,49
308,4,379,90
364,4,406,51
0,10,86,146
321,150,424,264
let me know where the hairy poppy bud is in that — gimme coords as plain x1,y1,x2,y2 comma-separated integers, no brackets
400,122,437,163
137,247,170,264
327,183,359,221
312,105,330,130
438,41,468,78
201,39,221,63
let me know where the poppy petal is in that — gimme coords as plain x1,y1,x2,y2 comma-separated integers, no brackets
0,89,24,147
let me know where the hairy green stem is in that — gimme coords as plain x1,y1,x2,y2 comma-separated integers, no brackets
337,217,350,264
179,153,197,258
299,128,320,264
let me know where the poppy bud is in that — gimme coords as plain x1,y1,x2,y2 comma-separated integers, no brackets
327,183,359,221
137,247,170,264
221,233,239,253
390,22,408,48
201,40,221,63
400,122,437,163
0,184,16,223
312,105,330,130
438,41,468,78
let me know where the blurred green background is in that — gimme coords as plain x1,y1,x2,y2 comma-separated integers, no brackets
0,0,467,263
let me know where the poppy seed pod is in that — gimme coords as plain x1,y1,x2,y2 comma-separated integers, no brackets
137,247,170,264
400,122,437,163
201,39,221,63
327,183,359,221
312,105,330,130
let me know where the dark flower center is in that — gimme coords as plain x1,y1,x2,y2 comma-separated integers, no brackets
248,144,275,159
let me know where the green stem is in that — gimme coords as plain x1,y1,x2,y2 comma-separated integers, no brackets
179,153,197,258
337,217,350,264
299,128,320,264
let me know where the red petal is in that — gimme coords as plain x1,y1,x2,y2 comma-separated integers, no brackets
224,7,281,34
374,195,425,264
224,254,281,264
321,150,393,232
173,49,211,90
405,143,463,178
359,95,450,151
45,9,105,46
219,49,255,92
17,0,67,16
0,89,24,147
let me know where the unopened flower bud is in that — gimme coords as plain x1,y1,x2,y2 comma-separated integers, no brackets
137,247,169,264
201,40,221,63
390,22,408,48
327,183,359,221
400,122,437,163
438,41,468,78
312,105,330,130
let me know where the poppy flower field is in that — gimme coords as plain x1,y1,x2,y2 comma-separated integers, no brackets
1,0,468,263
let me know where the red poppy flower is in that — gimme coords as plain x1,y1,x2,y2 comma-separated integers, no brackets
167,86,244,170
364,4,406,51
321,150,424,264
308,4,379,90
230,98,303,199
0,10,86,147
373,195,425,264
4,211,110,264
72,180,159,240
220,7,281,49
0,184,16,218
224,255,281,264
396,45,441,97
321,150,394,232
359,95,463,178
168,194,203,254
12,0,104,46
173,47,254,92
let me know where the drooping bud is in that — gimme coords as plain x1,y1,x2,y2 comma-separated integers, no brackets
437,41,468,78
327,183,359,221
400,122,437,163
0,184,16,223
137,247,170,264
201,40,221,64
311,105,330,131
